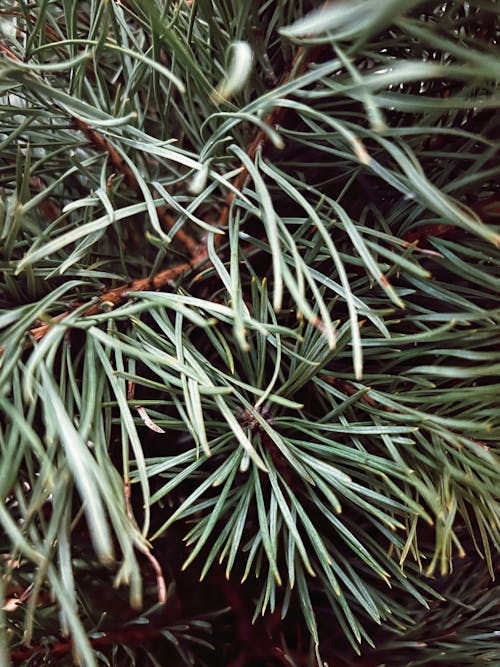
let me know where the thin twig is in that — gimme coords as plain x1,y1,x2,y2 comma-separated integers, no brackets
1,37,199,256
139,546,167,605
10,624,173,663
29,176,62,222
73,118,200,257
215,44,321,242
6,42,322,353
403,197,499,245
27,257,198,344
0,45,20,63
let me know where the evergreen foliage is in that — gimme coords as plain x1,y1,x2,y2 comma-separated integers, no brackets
0,1,499,665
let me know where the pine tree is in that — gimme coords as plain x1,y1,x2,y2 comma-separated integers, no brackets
1,1,499,665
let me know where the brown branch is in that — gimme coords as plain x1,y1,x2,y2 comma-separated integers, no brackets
320,374,387,410
403,223,459,246
0,9,61,45
1,45,65,224
216,44,322,241
403,196,499,246
1,37,197,253
5,41,323,354
0,42,21,61
72,118,200,257
218,573,288,667
27,256,201,344
474,194,500,221
11,623,173,664
29,176,62,222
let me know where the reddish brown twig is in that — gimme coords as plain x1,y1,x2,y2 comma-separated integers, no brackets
4,41,323,354
320,374,390,410
73,118,200,257
10,623,174,664
219,573,289,667
403,223,459,246
472,194,500,222
29,176,62,222
403,196,499,246
1,42,63,224
216,44,321,240
0,41,20,61
1,35,197,256
27,257,200,345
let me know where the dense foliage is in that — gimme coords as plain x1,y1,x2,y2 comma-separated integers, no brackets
0,1,499,665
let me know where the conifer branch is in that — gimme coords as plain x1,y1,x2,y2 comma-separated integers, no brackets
10,623,177,664
72,118,200,257
1,1,499,665
6,39,324,353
